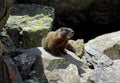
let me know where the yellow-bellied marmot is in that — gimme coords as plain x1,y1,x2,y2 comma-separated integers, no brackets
42,27,74,55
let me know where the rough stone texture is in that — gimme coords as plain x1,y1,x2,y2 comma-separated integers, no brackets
88,60,120,83
41,47,83,83
0,33,16,54
17,47,83,83
80,68,93,83
84,45,113,68
0,0,14,31
79,55,93,83
14,54,37,80
45,64,80,83
86,31,120,60
68,39,84,58
13,47,48,82
103,42,120,60
6,4,54,48
0,55,24,83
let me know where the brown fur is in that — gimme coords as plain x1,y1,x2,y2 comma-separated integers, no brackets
42,27,74,54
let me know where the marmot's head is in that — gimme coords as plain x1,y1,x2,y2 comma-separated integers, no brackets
57,27,74,39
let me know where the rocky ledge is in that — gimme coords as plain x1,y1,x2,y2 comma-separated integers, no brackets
1,31,120,83
0,3,120,83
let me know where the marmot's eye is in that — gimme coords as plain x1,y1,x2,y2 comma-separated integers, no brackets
65,29,68,32
61,28,64,31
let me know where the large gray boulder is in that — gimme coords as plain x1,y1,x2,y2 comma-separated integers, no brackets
84,45,113,68
88,60,120,83
86,31,120,60
13,47,47,82
0,0,14,31
6,4,54,48
85,31,120,83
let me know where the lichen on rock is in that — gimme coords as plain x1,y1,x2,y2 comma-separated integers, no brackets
6,4,54,48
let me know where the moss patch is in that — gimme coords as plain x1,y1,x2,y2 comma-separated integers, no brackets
6,4,54,48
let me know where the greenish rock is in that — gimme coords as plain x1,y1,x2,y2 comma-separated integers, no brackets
6,4,54,48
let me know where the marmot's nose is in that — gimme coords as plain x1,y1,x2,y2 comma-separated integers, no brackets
71,30,74,34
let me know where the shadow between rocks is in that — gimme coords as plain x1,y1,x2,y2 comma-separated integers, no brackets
46,52,85,76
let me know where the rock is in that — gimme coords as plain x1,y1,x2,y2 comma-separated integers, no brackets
68,39,84,58
13,47,47,82
16,0,120,25
0,40,3,56
0,0,14,31
84,45,113,68
41,47,83,83
88,60,120,83
24,80,36,83
15,0,92,13
45,64,80,83
15,0,92,24
6,4,54,48
0,33,16,54
0,56,11,83
86,31,120,60
103,41,120,60
78,55,93,83
14,54,37,80
1,55,24,83
80,68,93,83
16,47,83,83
